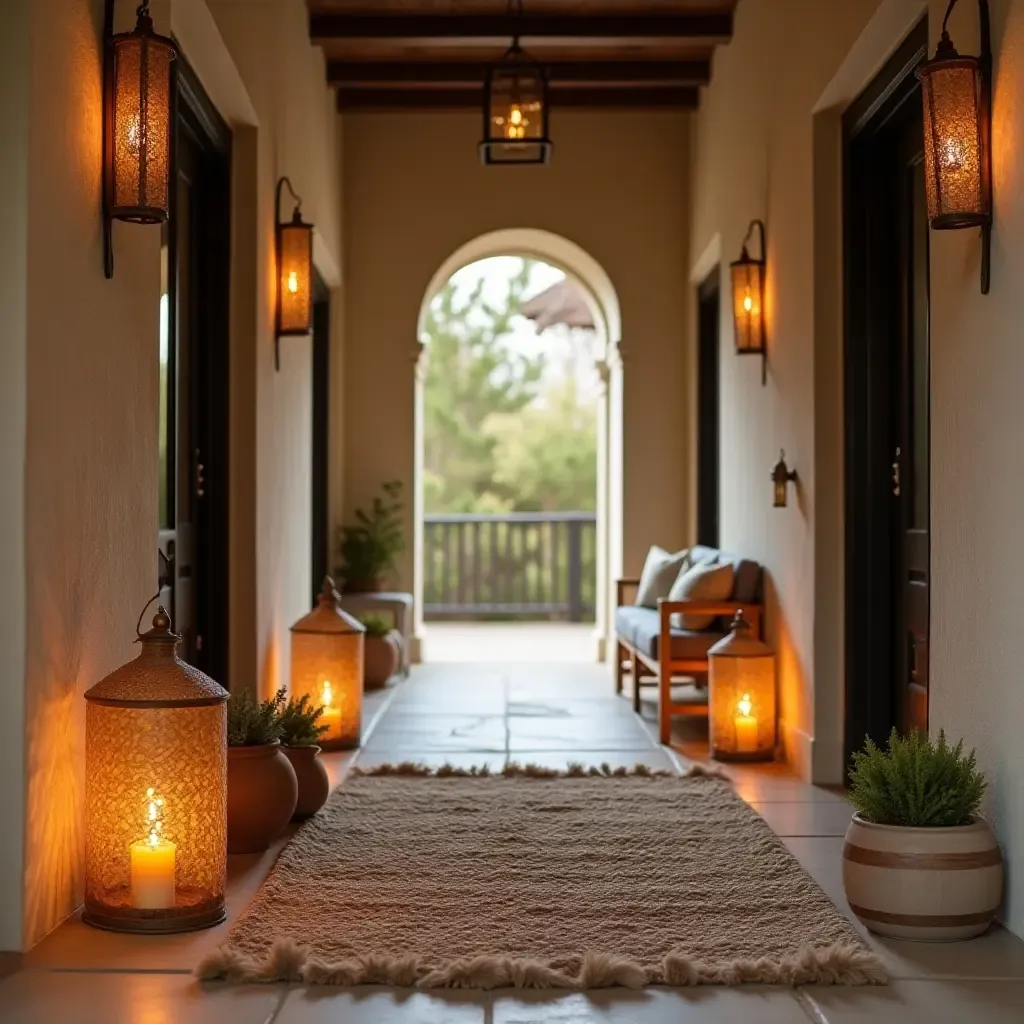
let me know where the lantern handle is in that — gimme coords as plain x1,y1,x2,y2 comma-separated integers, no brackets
276,176,303,223
135,591,163,639
740,219,766,264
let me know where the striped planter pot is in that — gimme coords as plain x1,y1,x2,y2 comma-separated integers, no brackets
842,813,1003,941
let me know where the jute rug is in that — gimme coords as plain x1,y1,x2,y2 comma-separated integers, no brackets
198,763,885,989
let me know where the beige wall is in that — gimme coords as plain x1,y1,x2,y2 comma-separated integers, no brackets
341,110,690,594
3,0,340,951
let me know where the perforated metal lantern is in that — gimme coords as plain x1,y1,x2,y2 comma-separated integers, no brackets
708,611,776,762
479,42,551,165
84,607,228,933
290,578,365,750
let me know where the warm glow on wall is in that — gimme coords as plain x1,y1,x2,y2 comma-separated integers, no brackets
84,605,228,933
730,219,767,383
290,578,365,750
275,176,314,368
917,0,993,292
708,612,776,761
103,0,176,278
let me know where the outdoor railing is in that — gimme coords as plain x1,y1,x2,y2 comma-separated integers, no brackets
423,512,597,622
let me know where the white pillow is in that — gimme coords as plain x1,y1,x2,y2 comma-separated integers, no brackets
667,560,735,630
634,546,690,608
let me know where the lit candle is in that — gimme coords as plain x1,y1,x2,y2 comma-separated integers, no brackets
130,789,175,909
734,694,759,754
320,680,343,742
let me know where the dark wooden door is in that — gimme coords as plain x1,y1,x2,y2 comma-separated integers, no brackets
843,21,930,763
696,268,720,547
311,277,330,600
158,63,231,683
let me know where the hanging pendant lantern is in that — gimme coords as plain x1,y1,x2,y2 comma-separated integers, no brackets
84,602,228,933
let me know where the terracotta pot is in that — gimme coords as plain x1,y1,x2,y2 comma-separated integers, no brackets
281,745,331,820
842,812,1003,941
227,741,298,853
364,633,400,689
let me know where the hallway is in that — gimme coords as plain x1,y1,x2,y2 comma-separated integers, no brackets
5,660,1024,1022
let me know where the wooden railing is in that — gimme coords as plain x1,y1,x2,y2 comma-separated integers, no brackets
423,512,597,622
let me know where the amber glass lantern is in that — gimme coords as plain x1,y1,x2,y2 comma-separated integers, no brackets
274,176,314,369
290,578,365,750
103,0,176,278
730,219,767,382
84,606,228,933
480,40,552,165
771,450,798,509
708,611,776,762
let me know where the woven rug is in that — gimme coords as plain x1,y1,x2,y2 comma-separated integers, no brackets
198,763,885,989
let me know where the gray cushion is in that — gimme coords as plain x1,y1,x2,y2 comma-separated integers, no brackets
717,551,762,605
614,605,725,662
688,545,719,568
634,546,689,608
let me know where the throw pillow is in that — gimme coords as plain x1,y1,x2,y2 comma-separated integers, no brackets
634,546,690,608
667,560,735,630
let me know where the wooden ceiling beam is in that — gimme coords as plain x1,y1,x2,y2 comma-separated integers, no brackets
327,59,711,86
311,12,732,42
336,85,699,112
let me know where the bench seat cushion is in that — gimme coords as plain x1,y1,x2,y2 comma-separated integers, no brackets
614,606,726,662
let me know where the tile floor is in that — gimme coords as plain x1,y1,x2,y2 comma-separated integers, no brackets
4,655,1024,1022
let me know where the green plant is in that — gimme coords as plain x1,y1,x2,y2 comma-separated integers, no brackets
227,688,286,747
359,614,392,638
848,729,986,828
337,480,405,585
277,694,329,747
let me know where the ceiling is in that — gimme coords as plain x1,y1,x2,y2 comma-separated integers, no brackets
306,1,737,112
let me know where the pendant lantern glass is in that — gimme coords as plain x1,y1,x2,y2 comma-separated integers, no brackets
480,43,551,165
84,606,228,933
730,220,766,357
275,178,314,340
290,578,365,750
708,611,776,762
107,2,176,224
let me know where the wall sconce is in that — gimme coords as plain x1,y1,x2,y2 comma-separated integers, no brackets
102,0,176,279
730,219,767,385
275,176,314,370
772,450,797,508
84,600,228,933
916,0,992,293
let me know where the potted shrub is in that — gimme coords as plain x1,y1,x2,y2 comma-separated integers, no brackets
226,688,297,854
278,694,331,820
843,729,1003,941
360,614,400,689
337,480,404,592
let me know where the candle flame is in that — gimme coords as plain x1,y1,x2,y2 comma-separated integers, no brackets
143,787,166,846
737,694,753,717
287,270,299,294
321,680,334,708
743,292,753,313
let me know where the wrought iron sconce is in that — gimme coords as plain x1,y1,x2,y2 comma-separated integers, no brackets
480,1,551,165
730,219,767,385
102,0,177,279
916,0,993,293
274,177,314,370
772,451,797,509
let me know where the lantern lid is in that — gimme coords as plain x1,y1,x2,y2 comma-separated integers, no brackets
708,611,773,658
290,577,366,635
85,607,228,707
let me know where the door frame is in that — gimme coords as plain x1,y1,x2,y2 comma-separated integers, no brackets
842,21,928,766
696,267,720,547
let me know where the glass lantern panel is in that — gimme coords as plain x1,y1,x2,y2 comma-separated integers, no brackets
486,67,546,163
291,632,364,748
731,261,764,354
709,653,776,759
279,222,313,334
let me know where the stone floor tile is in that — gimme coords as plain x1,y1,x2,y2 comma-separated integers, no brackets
0,971,285,1024
493,986,813,1023
363,728,506,753
508,716,654,751
369,714,506,742
750,799,852,837
802,979,1024,1023
507,749,676,772
275,985,487,1023
508,697,638,719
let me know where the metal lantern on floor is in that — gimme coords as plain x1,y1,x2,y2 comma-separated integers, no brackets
290,578,365,750
708,611,776,762
84,603,228,933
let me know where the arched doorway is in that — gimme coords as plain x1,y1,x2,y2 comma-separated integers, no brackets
413,229,623,663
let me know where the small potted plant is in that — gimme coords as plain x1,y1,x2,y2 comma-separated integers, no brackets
360,614,400,689
226,688,297,853
278,694,331,820
843,729,1003,941
337,480,405,592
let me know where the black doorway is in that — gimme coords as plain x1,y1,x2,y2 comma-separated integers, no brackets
696,268,720,547
311,276,330,600
843,21,930,767
158,59,232,685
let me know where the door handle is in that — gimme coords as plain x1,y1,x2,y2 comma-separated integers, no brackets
892,446,901,497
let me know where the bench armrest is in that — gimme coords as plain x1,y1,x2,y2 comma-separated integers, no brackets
615,577,642,605
657,600,763,636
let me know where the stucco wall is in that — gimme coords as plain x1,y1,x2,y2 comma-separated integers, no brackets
341,110,690,595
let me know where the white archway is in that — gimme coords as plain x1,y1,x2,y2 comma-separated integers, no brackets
413,228,624,663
